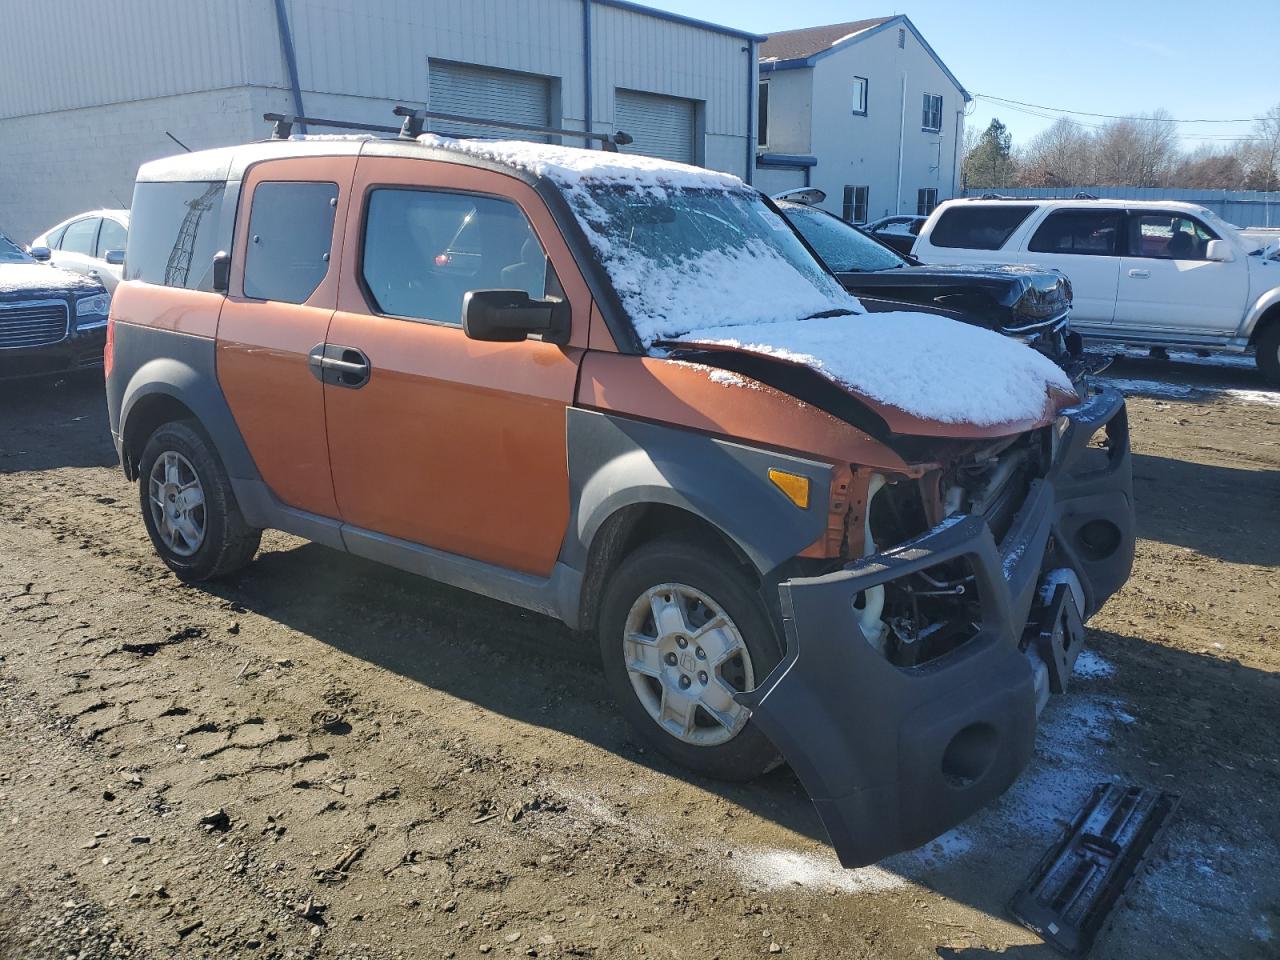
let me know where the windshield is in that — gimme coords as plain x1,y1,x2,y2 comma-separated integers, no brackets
781,204,906,273
0,234,32,264
571,184,861,345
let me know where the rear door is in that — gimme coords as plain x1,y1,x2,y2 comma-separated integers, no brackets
1114,211,1249,334
216,156,356,518
323,155,590,576
51,216,102,279
1023,208,1124,326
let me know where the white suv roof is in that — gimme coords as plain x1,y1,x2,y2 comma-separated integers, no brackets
952,196,1216,218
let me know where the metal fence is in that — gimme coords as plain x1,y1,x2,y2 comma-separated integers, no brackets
961,185,1280,228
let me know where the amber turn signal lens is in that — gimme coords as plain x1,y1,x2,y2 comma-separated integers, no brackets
767,469,810,509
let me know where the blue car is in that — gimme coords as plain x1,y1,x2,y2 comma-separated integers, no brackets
0,231,109,380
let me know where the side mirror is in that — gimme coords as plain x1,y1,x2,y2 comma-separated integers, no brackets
212,251,230,293
462,289,570,344
103,249,125,266
29,245,51,261
1205,239,1233,263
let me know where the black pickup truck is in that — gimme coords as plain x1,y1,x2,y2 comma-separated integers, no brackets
777,197,1105,384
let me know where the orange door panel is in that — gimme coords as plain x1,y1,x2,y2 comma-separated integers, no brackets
216,156,357,517
324,157,592,577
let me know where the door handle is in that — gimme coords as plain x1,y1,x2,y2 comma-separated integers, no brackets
1128,269,1150,279
308,343,371,388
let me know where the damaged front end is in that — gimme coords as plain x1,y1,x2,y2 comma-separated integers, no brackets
737,385,1135,868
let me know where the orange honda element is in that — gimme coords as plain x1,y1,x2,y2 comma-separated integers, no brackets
105,111,1135,868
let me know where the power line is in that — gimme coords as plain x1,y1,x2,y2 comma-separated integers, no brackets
975,93,1270,125
986,99,1269,143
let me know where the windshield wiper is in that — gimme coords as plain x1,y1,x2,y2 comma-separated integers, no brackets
799,308,860,321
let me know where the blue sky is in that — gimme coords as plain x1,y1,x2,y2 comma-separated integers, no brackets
645,0,1278,150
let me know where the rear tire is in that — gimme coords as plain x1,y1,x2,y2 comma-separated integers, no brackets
138,419,261,582
1256,322,1280,385
598,538,782,782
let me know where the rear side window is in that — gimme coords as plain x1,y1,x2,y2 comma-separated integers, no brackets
928,205,1035,250
60,217,100,256
361,188,553,325
1029,210,1123,257
243,181,338,304
126,181,225,289
97,218,128,256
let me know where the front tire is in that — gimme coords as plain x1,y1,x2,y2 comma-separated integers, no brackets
138,419,261,582
598,538,782,781
1256,322,1280,385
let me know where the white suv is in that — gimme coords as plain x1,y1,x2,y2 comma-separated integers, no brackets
912,198,1280,382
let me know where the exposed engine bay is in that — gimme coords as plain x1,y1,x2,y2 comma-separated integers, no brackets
853,426,1053,668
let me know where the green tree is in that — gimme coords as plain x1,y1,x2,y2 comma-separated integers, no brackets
963,118,1017,189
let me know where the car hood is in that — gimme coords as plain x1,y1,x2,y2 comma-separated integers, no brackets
0,262,104,301
665,310,1079,439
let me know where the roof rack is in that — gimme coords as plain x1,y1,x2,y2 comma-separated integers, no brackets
264,105,635,152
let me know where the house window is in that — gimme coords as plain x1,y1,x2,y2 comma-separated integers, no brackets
916,188,939,217
898,27,906,48
757,80,769,147
922,94,943,131
843,186,870,224
851,76,868,116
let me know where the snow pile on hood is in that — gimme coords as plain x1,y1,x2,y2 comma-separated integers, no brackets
678,311,1075,425
0,262,101,295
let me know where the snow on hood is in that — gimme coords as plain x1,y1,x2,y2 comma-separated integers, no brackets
0,262,102,296
677,311,1076,426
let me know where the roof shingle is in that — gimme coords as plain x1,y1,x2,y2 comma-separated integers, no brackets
759,17,893,62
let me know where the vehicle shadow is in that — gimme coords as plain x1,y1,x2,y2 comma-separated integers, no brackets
1100,350,1277,395
200,541,1280,960
1133,452,1280,567
0,373,115,473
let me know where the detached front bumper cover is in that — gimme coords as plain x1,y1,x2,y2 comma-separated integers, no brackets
738,385,1134,868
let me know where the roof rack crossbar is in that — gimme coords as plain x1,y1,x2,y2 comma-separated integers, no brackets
264,113,400,139
264,108,635,152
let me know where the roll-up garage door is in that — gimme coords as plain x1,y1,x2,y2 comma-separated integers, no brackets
615,90,696,165
428,61,551,140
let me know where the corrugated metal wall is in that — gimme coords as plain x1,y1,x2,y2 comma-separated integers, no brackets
0,0,277,120
962,186,1280,229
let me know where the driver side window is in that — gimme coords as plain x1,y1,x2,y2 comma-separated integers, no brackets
1129,213,1217,261
361,189,557,325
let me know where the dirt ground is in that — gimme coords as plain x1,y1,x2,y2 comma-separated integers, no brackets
1,352,1277,960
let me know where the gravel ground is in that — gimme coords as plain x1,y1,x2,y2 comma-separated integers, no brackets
0,354,1277,960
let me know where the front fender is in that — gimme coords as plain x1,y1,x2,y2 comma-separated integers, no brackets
563,408,833,577
1241,285,1280,341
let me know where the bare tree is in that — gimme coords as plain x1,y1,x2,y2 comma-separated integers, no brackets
1018,118,1094,187
1093,110,1177,187
1241,104,1280,191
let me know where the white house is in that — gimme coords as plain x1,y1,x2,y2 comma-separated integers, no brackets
755,15,970,223
0,0,762,242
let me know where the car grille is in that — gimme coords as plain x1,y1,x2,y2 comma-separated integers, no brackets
0,299,70,349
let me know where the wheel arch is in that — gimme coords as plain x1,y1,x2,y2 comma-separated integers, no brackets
1247,299,1280,346
118,355,259,485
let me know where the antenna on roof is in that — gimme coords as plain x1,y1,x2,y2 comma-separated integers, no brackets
165,131,192,153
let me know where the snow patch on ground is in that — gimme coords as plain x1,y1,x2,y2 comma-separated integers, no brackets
679,312,1074,425
1103,376,1280,408
732,829,974,895
1073,649,1117,680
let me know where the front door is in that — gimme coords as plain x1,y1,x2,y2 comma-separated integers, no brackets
323,156,590,577
216,156,356,517
1113,211,1249,334
1022,208,1125,326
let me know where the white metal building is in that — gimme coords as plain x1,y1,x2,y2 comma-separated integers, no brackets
0,0,762,241
755,15,970,222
